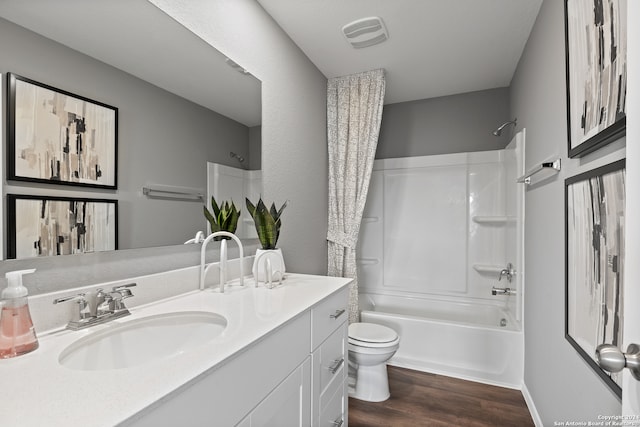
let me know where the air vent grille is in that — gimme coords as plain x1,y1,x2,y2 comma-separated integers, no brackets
342,16,388,49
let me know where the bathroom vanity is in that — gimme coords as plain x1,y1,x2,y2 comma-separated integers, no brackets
0,270,351,427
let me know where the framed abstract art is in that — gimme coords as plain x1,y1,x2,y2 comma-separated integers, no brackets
564,0,627,158
565,159,625,397
7,73,118,188
6,194,118,259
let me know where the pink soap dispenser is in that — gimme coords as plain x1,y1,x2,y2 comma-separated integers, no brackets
0,269,39,359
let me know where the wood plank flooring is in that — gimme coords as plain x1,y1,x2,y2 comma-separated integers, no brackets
348,366,535,427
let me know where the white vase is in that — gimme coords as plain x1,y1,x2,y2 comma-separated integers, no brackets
253,248,286,284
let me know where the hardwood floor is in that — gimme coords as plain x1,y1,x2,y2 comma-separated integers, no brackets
348,366,534,427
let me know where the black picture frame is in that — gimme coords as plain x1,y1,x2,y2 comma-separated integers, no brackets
6,73,118,189
7,194,118,259
565,159,626,398
564,0,627,158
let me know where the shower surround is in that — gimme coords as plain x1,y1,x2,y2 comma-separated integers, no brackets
357,133,525,387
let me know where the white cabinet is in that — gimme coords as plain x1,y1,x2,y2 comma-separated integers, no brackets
125,286,350,427
319,381,348,427
311,287,349,427
125,312,311,427
247,358,311,427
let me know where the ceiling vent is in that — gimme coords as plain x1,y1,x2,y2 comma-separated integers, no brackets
342,16,388,49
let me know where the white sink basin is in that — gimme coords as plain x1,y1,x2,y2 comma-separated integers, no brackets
59,311,227,371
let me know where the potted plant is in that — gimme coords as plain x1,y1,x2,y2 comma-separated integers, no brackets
203,196,240,240
246,197,287,282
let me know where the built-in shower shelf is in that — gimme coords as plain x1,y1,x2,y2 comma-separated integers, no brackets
472,216,516,224
472,264,505,275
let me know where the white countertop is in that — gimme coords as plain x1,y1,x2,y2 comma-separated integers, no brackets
0,273,351,427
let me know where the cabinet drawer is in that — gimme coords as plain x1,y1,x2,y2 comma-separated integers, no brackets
319,381,346,427
311,287,348,350
317,324,347,397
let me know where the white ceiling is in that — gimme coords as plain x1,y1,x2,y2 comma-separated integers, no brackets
257,0,543,104
0,0,262,127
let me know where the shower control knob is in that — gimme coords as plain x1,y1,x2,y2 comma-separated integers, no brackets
595,343,640,381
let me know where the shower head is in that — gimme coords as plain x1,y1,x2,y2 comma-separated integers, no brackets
230,151,245,163
492,119,517,136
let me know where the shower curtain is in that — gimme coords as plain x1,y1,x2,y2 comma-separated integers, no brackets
327,69,385,323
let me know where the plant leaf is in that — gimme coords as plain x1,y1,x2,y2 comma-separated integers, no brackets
204,206,221,233
205,198,242,236
211,196,221,218
246,198,257,220
246,197,283,249
275,200,288,221
228,203,240,234
204,205,215,225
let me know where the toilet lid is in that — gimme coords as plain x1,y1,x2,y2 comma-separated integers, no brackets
348,322,398,344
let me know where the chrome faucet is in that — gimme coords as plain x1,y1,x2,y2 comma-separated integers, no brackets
53,283,136,330
51,293,92,323
200,231,244,292
95,288,112,316
497,262,515,283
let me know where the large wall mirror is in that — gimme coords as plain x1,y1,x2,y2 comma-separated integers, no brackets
0,0,262,259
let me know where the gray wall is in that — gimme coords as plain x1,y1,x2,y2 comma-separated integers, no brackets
148,0,330,275
249,126,262,171
510,0,625,423
377,87,511,158
0,17,251,251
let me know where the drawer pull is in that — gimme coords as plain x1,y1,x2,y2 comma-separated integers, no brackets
327,358,344,374
332,417,344,427
329,309,346,319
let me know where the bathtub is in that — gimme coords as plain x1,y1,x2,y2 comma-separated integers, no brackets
359,293,524,389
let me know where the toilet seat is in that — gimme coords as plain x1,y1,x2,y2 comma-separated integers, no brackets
348,323,399,348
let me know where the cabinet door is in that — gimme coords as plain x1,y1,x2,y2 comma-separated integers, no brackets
319,381,346,427
250,358,311,427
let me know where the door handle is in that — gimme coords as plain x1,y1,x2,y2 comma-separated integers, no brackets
596,343,640,380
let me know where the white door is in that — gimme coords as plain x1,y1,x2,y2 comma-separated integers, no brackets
622,0,640,415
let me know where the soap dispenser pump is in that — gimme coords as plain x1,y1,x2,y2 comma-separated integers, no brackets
0,269,39,358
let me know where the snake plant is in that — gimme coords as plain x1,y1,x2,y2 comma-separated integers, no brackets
245,197,288,250
203,196,240,239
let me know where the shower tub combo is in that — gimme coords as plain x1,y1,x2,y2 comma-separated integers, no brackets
359,293,523,388
357,133,525,389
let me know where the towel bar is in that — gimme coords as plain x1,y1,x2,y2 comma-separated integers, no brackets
142,184,204,201
517,159,561,184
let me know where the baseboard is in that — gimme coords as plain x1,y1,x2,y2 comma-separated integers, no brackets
521,382,543,427
387,359,522,390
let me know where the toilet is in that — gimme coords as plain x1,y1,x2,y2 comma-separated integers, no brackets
347,322,400,402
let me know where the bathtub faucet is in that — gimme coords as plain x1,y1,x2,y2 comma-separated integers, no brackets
498,262,514,283
492,286,516,296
